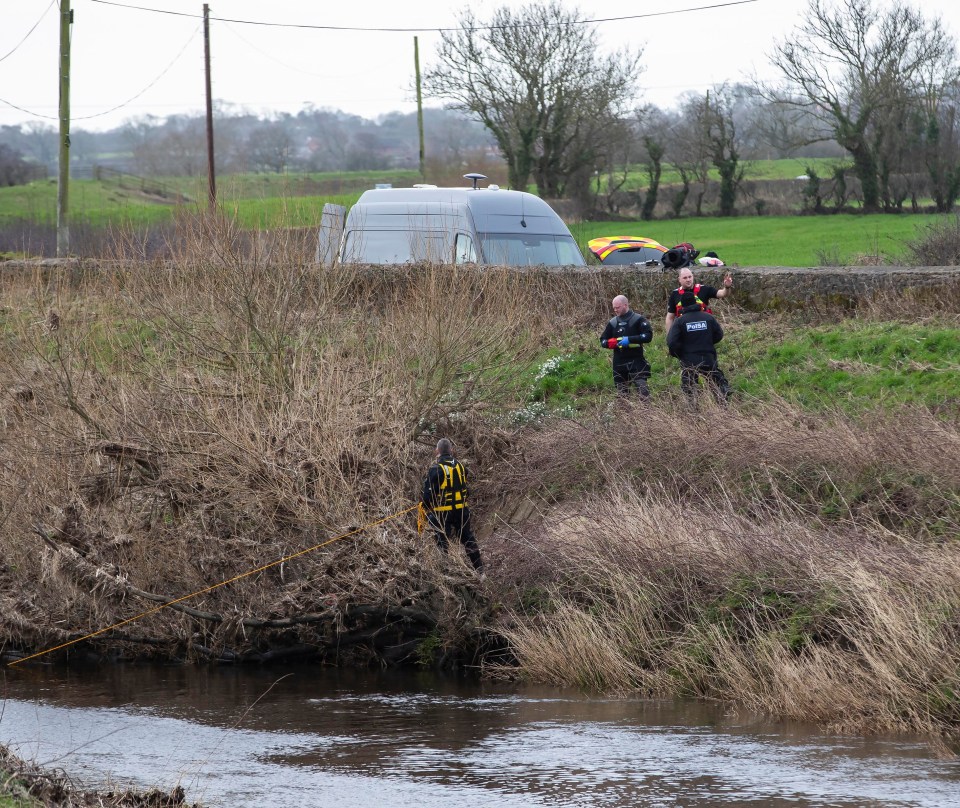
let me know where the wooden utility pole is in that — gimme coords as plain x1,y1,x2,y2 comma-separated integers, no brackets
414,36,425,182
203,4,216,209
56,0,72,257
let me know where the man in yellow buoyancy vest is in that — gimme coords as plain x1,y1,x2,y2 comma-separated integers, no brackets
420,438,483,574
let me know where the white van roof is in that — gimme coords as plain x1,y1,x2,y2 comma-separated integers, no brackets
353,186,571,235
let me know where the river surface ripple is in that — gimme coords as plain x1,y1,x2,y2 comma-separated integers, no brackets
1,664,958,807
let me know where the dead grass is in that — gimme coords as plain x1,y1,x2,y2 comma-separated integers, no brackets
0,214,571,664
491,486,960,739
481,402,960,741
0,211,958,744
1,745,195,806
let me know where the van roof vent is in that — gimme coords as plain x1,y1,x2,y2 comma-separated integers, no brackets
412,184,438,189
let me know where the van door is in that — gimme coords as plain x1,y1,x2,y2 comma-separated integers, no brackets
316,203,346,265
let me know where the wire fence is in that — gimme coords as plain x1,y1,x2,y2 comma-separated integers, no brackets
90,165,190,202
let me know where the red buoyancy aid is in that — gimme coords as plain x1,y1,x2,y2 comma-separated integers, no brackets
674,283,712,316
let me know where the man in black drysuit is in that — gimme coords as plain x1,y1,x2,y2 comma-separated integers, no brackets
666,290,732,406
421,438,483,574
599,294,654,400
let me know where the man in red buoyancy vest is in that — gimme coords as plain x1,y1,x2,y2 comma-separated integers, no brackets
664,267,733,333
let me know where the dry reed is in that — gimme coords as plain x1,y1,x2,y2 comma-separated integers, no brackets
484,402,960,742
0,213,958,745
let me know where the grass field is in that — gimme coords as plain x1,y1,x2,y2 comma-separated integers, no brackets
1,162,956,266
616,155,843,188
571,214,954,267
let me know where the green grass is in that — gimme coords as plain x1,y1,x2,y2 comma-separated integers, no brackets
728,320,960,409
611,156,846,189
0,766,35,807
1,165,955,266
0,178,173,227
571,213,953,268
190,168,420,196
515,317,960,418
0,169,417,229
221,193,359,228
524,350,611,409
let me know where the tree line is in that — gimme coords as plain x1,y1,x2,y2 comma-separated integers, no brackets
2,0,958,219
0,107,497,181
423,0,960,216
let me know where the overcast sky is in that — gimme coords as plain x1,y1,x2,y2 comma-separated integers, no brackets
3,0,960,133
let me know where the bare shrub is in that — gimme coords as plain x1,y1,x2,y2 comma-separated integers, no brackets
905,216,960,267
857,281,960,321
0,228,558,662
474,394,960,739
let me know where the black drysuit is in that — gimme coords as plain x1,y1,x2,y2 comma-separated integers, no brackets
599,310,654,398
666,304,731,403
421,454,483,572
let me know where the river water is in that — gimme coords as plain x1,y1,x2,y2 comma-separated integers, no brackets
1,663,957,807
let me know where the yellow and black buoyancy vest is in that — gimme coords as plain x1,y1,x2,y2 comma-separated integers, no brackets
434,459,468,511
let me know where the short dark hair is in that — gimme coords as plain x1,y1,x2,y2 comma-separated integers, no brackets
436,438,453,455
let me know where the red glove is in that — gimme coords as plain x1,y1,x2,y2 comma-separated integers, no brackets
606,338,618,348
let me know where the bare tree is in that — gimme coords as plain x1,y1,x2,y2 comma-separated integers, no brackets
765,0,960,212
704,86,746,217
631,107,674,221
125,115,207,176
424,1,642,197
0,144,31,186
922,85,960,212
21,121,57,172
673,93,713,216
247,123,294,174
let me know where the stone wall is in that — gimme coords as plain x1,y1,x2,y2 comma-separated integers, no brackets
580,265,960,314
2,259,958,315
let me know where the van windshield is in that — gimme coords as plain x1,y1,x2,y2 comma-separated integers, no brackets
341,230,453,264
480,233,585,266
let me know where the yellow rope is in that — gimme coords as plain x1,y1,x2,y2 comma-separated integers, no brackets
7,504,419,668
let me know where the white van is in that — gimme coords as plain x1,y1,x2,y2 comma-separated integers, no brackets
316,173,585,267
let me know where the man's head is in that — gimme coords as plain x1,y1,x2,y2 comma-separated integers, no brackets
612,295,630,317
678,268,695,289
436,438,454,458
680,290,698,309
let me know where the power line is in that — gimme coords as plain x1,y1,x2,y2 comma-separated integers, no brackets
0,0,57,63
88,0,761,33
219,20,399,81
75,24,200,120
0,25,199,123
1,0,762,126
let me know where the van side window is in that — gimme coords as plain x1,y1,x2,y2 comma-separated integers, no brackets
455,234,477,264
